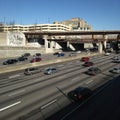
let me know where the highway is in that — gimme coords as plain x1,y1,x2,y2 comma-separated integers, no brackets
0,53,119,120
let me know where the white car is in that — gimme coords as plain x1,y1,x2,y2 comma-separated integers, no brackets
76,51,81,54
110,67,120,73
105,52,110,56
112,56,120,60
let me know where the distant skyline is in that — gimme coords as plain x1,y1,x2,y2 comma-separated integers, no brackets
0,0,120,30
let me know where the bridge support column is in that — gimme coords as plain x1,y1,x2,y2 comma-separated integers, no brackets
98,42,103,53
50,41,54,48
67,41,75,51
43,35,48,49
103,35,108,51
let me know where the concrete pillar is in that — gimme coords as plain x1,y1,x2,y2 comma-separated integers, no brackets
103,35,108,50
43,35,48,49
67,41,75,51
67,41,70,48
50,41,54,48
98,42,103,53
103,40,107,49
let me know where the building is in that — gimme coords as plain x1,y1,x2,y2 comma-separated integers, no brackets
0,18,92,32
0,23,71,32
57,17,92,31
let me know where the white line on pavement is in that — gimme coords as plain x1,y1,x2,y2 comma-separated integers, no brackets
8,74,20,79
0,101,21,112
85,80,93,84
41,99,57,109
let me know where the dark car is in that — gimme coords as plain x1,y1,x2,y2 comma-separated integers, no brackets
86,67,101,75
53,52,60,55
112,59,120,63
30,57,42,63
81,57,90,62
22,53,31,57
67,87,93,102
83,62,94,67
44,67,57,75
35,53,41,56
58,53,65,57
18,56,27,61
24,67,41,75
3,59,18,65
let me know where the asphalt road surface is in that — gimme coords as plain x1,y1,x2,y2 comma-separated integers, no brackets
56,75,120,120
0,53,119,120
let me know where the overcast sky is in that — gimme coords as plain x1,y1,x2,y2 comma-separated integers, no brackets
0,0,120,30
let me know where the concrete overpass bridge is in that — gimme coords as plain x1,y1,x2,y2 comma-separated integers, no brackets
24,30,120,53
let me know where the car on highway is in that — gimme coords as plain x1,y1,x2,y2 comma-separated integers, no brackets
58,53,65,57
113,59,120,63
83,62,94,67
22,53,31,57
18,56,28,61
44,67,57,75
67,87,93,102
24,67,41,75
69,52,76,57
30,57,42,63
3,59,18,65
81,57,90,62
53,52,61,55
104,52,110,56
76,50,81,54
35,53,41,56
109,67,120,74
112,55,120,60
86,67,101,75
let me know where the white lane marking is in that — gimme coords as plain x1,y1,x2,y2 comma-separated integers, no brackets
9,74,20,79
8,89,25,96
41,99,57,109
85,80,93,84
0,101,21,112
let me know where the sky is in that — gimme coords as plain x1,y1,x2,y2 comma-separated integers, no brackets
0,0,120,30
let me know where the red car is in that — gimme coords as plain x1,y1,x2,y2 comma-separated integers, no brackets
83,62,94,67
30,57,42,63
81,57,90,62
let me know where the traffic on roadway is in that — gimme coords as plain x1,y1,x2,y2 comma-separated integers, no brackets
0,52,120,120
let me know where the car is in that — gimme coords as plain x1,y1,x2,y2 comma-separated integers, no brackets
3,59,18,65
76,51,81,54
18,56,27,61
112,55,119,60
109,67,120,74
83,62,94,67
104,52,110,56
58,53,65,57
44,67,57,75
81,57,90,62
113,59,120,63
67,87,93,102
35,53,41,56
69,52,76,57
30,57,42,63
24,67,41,75
22,53,31,57
53,52,61,55
86,67,101,75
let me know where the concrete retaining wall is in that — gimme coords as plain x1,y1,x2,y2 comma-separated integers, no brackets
0,46,46,58
0,52,101,74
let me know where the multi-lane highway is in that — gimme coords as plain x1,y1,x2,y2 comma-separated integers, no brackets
0,53,119,120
